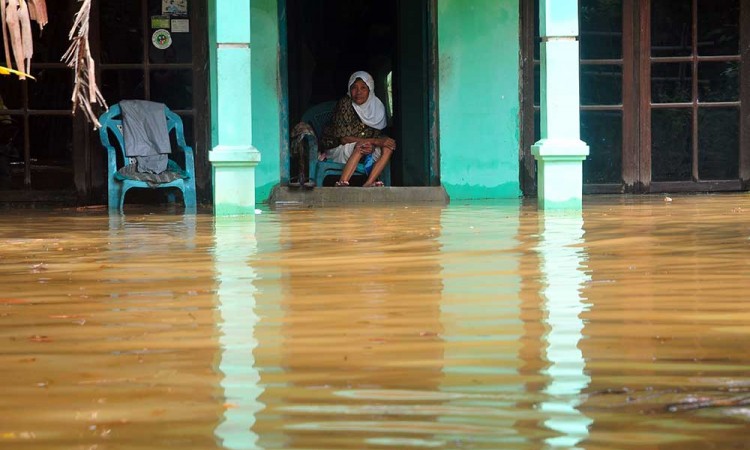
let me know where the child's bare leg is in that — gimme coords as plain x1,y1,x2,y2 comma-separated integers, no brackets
363,148,393,186
338,151,363,185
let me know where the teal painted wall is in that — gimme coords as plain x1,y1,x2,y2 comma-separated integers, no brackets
437,1,521,199
209,0,522,203
208,1,217,147
209,0,281,204
251,0,282,203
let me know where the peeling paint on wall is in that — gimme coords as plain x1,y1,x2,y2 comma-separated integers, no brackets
437,0,521,200
251,0,282,203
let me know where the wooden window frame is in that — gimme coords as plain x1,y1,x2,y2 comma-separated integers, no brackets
521,0,750,195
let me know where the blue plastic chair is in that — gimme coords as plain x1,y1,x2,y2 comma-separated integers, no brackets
301,101,391,187
98,103,197,210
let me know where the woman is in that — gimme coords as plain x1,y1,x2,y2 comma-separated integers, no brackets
320,71,396,187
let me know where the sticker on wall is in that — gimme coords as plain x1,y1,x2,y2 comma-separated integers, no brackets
162,0,187,16
151,15,170,29
152,29,173,50
171,19,189,33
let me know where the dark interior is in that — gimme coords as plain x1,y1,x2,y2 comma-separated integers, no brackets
286,0,396,124
286,0,432,187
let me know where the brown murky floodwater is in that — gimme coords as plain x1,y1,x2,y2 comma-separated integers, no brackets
1,194,750,449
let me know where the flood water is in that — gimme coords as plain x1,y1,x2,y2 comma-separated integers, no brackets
1,194,749,449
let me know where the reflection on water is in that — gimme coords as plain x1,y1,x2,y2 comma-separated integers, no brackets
438,202,524,447
1,195,750,449
537,213,591,448
213,217,263,449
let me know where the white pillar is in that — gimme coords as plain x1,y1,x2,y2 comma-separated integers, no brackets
532,0,589,210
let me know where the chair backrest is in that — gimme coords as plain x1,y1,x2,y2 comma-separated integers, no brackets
301,100,338,137
98,102,187,164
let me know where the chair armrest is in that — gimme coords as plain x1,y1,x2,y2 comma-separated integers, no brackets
304,134,319,168
101,143,120,176
175,144,196,177
302,133,324,183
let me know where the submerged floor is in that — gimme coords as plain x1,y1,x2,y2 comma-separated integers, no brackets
1,194,749,449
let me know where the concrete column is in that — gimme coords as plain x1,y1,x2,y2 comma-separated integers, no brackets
209,0,261,216
531,0,589,210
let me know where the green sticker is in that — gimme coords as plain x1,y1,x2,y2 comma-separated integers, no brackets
151,16,170,29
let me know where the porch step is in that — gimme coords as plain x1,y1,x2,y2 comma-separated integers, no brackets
268,186,450,207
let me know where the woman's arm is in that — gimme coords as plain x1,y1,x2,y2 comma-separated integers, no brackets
339,135,372,145
340,136,396,150
323,98,396,150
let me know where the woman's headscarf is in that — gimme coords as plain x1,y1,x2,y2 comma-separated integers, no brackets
347,71,387,130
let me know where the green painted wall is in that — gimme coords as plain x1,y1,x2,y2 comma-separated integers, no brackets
250,0,282,202
437,1,521,199
209,0,522,203
208,1,217,147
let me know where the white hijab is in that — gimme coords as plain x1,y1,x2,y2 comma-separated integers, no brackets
347,71,387,130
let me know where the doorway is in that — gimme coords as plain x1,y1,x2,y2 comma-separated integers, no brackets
522,0,749,194
284,0,435,187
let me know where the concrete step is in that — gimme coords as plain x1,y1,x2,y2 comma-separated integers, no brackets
268,185,450,207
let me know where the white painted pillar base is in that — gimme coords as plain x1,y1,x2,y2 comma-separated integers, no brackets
532,138,589,210
210,145,261,216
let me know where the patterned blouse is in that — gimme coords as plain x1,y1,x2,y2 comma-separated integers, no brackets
320,97,382,151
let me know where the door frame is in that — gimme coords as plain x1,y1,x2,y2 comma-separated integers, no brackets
278,0,439,187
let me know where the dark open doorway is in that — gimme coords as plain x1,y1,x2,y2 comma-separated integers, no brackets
284,0,435,187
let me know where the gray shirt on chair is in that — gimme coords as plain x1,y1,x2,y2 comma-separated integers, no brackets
121,100,171,174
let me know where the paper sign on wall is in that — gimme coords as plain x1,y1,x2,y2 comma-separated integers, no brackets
162,0,187,16
171,19,190,33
